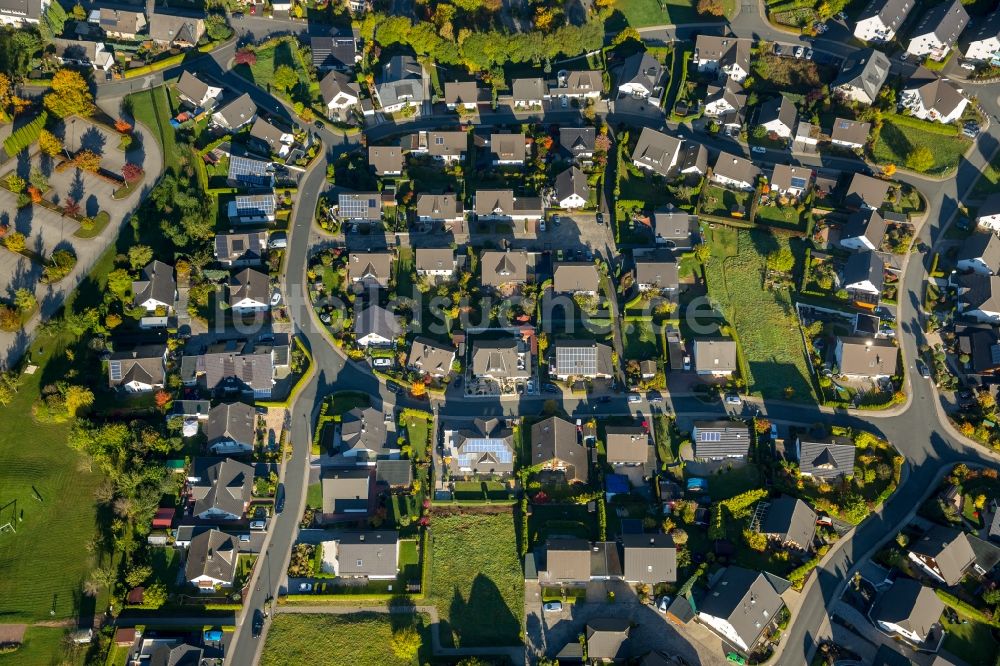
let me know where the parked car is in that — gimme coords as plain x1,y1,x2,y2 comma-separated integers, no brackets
250,520,266,530
773,44,783,55
270,292,282,307
539,219,546,232
724,393,741,406
794,46,803,58
386,381,404,394
683,356,691,371
275,484,285,513
268,233,287,249
656,595,671,613
543,601,563,613
751,146,766,154
373,357,392,368
596,212,604,225
298,583,313,592
627,393,642,404
543,383,559,393
647,391,663,403
770,423,778,440
960,61,977,71
252,610,264,638
552,214,561,227
918,361,932,379
804,48,813,59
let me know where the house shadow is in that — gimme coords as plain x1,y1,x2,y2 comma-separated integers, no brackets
443,573,522,648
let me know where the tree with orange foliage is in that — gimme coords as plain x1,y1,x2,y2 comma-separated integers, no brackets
73,149,101,172
882,164,896,177
27,185,41,203
114,118,133,134
410,381,427,397
154,390,171,411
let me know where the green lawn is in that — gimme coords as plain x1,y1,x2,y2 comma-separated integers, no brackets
703,464,763,500
261,612,432,666
395,247,416,301
622,317,660,360
941,610,999,666
971,151,1000,199
0,627,85,666
615,0,728,26
129,85,182,174
236,37,317,109
871,120,971,175
402,410,431,463
700,184,751,218
306,482,323,509
755,203,803,230
429,511,523,647
704,229,814,401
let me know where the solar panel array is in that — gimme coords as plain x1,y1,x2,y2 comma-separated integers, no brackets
339,194,378,219
700,431,721,442
235,195,275,216
458,438,513,468
556,346,597,376
790,177,808,189
109,361,122,381
229,156,271,186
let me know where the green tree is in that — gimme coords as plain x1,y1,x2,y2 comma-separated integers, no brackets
767,246,795,273
70,3,86,20
14,287,35,312
28,166,47,192
128,244,153,270
273,64,298,92
205,14,233,41
0,370,20,406
5,172,24,193
124,564,152,588
64,385,94,416
44,69,95,117
107,268,134,300
905,145,934,173
39,1,68,43
389,626,421,661
143,582,168,607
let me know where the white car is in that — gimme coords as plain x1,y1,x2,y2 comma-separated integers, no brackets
298,583,313,592
683,356,691,371
543,601,563,613
627,393,642,404
250,520,266,530
270,292,282,307
751,146,766,154
794,46,803,58
372,357,392,368
268,234,288,249
724,393,741,406
960,62,976,71
539,219,546,232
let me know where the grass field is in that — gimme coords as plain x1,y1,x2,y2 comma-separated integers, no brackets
871,120,971,175
941,610,999,666
429,511,523,647
700,184,750,218
622,318,660,360
0,627,85,666
129,85,182,174
971,152,1000,199
755,203,803,229
402,410,431,463
615,0,729,26
261,612,432,666
704,229,814,401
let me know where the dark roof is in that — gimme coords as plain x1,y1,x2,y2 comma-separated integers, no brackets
376,459,413,487
959,232,1000,272
310,34,357,70
758,95,797,131
321,468,371,514
559,127,596,157
909,525,976,586
797,436,856,478
190,458,254,518
320,70,361,106
340,406,393,457
205,402,255,448
834,49,891,102
955,325,1000,374
699,566,785,652
590,540,624,578
186,529,238,584
542,538,591,582
108,344,166,388
760,495,816,548
858,0,913,34
843,208,887,247
554,165,590,204
228,267,270,306
606,426,649,465
872,577,944,641
634,248,679,289
586,618,631,661
620,533,677,584
617,51,662,92
652,206,695,243
911,0,968,47
843,251,885,292
845,173,891,209
692,420,750,459
213,93,256,129
836,335,898,376
334,531,399,578
531,416,588,483
712,150,760,185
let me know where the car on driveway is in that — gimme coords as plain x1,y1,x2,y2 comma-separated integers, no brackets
270,292,282,307
724,393,741,406
543,383,559,393
647,391,663,403
751,146,766,154
917,361,932,379
596,212,604,225
298,583,313,592
794,46,803,58
386,380,404,394
543,601,563,613
627,393,641,404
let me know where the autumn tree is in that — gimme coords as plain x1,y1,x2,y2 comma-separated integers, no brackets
697,0,725,16
38,129,63,157
882,163,896,177
767,246,795,273
62,196,80,217
905,145,934,173
389,626,421,661
122,162,144,183
154,390,171,411
128,244,153,270
44,69,96,118
234,49,257,66
105,313,122,329
273,64,298,92
14,288,35,312
0,73,12,120
73,149,101,172
64,385,94,416
3,231,25,252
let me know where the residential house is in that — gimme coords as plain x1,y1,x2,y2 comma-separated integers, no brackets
227,155,273,189
354,303,401,347
553,262,600,294
340,407,398,461
348,252,393,289
474,189,544,224
425,131,468,163
834,335,899,378
185,530,239,591
376,459,413,489
956,273,1000,323
871,578,944,644
693,338,738,376
693,35,752,83
374,55,424,114
606,427,649,467
132,260,176,313
769,164,812,198
211,93,256,131
531,416,588,483
416,194,464,225
833,49,892,104
697,566,786,653
550,69,604,100
324,531,399,579
831,118,871,150
906,0,968,60
444,80,486,110
907,525,977,586
677,142,708,176
631,127,682,178
407,338,456,378
962,12,1000,63
711,151,760,191
691,420,751,461
554,166,591,209
444,417,516,477
368,145,404,176
955,324,1000,375
845,173,891,210
550,341,614,380
181,339,284,398
539,538,592,584
634,249,679,292
757,95,797,140
760,495,817,551
228,268,270,314
338,192,383,223
414,247,456,278
652,207,696,247
577,619,631,663
0,0,49,26
621,534,676,584
489,133,527,165
249,117,294,158
842,209,888,252
320,70,361,121
957,232,1000,275
91,8,146,39
189,458,254,520
616,51,663,99
559,127,597,162
977,194,1000,232
511,77,546,109
214,232,267,267
480,249,529,287
853,0,913,42
704,78,747,118
52,38,113,71
107,345,167,392
901,68,968,124
471,339,530,382
795,436,856,479
228,194,277,225
321,469,371,515
310,34,358,71
149,12,205,48
205,402,255,454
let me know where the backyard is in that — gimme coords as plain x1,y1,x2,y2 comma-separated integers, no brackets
871,119,971,176
622,317,660,361
0,627,84,666
613,0,731,26
429,509,523,647
941,607,999,666
699,183,751,219
704,228,814,401
261,612,432,666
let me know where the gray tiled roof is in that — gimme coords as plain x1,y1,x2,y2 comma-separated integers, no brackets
834,49,891,102
699,566,784,652
844,209,887,248
872,577,943,641
605,426,649,465
532,416,588,483
761,495,816,549
909,525,976,586
586,618,631,661
321,468,371,513
541,538,591,582
553,262,600,293
132,260,176,309
186,529,238,585
620,533,676,584
911,0,968,47
797,436,856,478
191,458,254,518
837,335,898,376
213,93,256,129
228,268,269,307
205,402,255,449
691,420,750,459
334,531,399,577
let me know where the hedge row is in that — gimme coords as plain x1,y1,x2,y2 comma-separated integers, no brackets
885,113,961,136
3,111,47,157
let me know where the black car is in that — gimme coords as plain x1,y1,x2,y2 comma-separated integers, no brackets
252,610,265,638
596,212,604,225
542,383,559,393
386,381,403,394
275,483,285,513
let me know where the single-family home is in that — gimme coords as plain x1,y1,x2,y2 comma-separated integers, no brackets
957,232,1000,275
374,55,424,114
310,34,358,71
474,189,544,224
616,51,663,99
489,133,527,165
425,131,468,163
228,268,270,314
559,127,597,162
962,12,1000,63
407,337,456,378
368,145,404,176
693,338,738,376
834,335,899,378
976,194,1000,232
606,426,649,467
957,273,1000,323
531,416,589,483
906,0,968,61
833,49,891,104
324,531,399,579
354,303,401,347
108,345,167,392
634,249,679,292
414,247,456,278
249,117,294,158
149,12,205,48
553,166,591,209
676,142,708,176
550,69,604,100
871,578,944,644
631,127,682,178
132,260,176,313
844,173,891,210
652,207,696,247
842,209,887,252
955,324,1000,375
769,164,812,198
539,538,592,584
186,529,239,591
480,249,529,287
550,341,614,380
711,151,760,191
907,525,977,586
511,77,546,109
181,339,283,399
338,192,382,223
757,95,797,139
697,567,786,653
901,68,968,124
0,0,49,27
228,194,277,225
704,78,747,118
471,338,531,382
189,458,254,520
227,155,273,189
444,417,516,477
214,231,267,267
52,38,114,71
693,35,752,82
205,402,256,454
830,118,871,150
760,495,817,551
321,469,372,515
795,436,856,479
320,70,361,121
444,80,486,110
620,534,676,584
91,8,146,39
348,252,393,289
553,262,600,294
691,420,751,461
211,93,256,131
853,0,913,42
416,194,464,225
339,407,398,460
575,620,631,663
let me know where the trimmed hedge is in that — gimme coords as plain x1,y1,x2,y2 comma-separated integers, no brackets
3,111,48,157
885,113,961,136
936,588,998,627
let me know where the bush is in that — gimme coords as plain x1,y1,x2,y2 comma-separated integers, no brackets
3,111,47,157
41,249,77,283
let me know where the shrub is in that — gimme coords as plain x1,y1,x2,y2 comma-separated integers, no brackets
41,249,77,283
3,111,48,157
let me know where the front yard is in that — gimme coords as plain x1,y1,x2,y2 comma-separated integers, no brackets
871,119,972,175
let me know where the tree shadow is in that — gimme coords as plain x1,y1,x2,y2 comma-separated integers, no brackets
79,125,107,157
444,572,522,648
69,169,86,202
85,194,99,218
